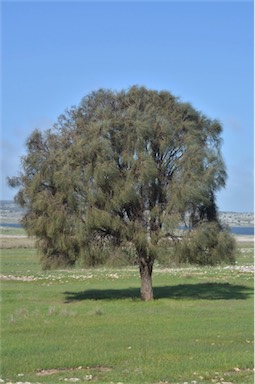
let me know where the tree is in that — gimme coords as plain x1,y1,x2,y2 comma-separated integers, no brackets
9,86,235,300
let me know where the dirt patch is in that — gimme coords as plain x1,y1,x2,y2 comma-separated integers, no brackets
0,236,35,249
37,368,63,376
37,366,112,376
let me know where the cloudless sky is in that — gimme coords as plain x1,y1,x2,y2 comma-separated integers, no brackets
1,0,254,212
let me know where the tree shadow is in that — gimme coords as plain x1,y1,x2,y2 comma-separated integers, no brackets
64,282,253,303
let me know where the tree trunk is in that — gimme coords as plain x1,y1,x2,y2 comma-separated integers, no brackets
139,259,154,301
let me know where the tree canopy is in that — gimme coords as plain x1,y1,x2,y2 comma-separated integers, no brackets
9,86,235,300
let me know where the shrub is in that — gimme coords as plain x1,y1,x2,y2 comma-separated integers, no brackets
175,222,236,265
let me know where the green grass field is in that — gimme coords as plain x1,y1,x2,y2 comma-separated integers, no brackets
0,226,27,236
0,237,254,384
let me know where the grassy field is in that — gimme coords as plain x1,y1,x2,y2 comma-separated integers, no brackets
0,226,27,237
0,234,254,384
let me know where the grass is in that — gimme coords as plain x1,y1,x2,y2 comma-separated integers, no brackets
0,240,254,384
0,226,27,236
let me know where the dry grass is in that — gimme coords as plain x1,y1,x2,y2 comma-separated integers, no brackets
0,236,35,249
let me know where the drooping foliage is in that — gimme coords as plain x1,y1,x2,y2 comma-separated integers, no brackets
9,86,235,300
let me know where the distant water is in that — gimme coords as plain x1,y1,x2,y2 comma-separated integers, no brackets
0,223,22,228
230,226,254,235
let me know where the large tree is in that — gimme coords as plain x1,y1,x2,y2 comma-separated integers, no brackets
9,86,235,300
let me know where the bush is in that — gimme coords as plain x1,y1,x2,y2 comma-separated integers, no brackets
155,239,180,267
174,222,236,266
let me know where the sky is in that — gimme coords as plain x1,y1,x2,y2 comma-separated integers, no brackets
1,0,254,212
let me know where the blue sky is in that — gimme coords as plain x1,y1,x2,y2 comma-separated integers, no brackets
1,1,254,212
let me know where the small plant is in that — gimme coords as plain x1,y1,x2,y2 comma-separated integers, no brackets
94,308,103,316
48,306,57,315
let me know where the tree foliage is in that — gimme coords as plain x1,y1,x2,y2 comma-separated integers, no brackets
9,86,236,300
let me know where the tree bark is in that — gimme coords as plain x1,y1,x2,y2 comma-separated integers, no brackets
139,259,154,301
